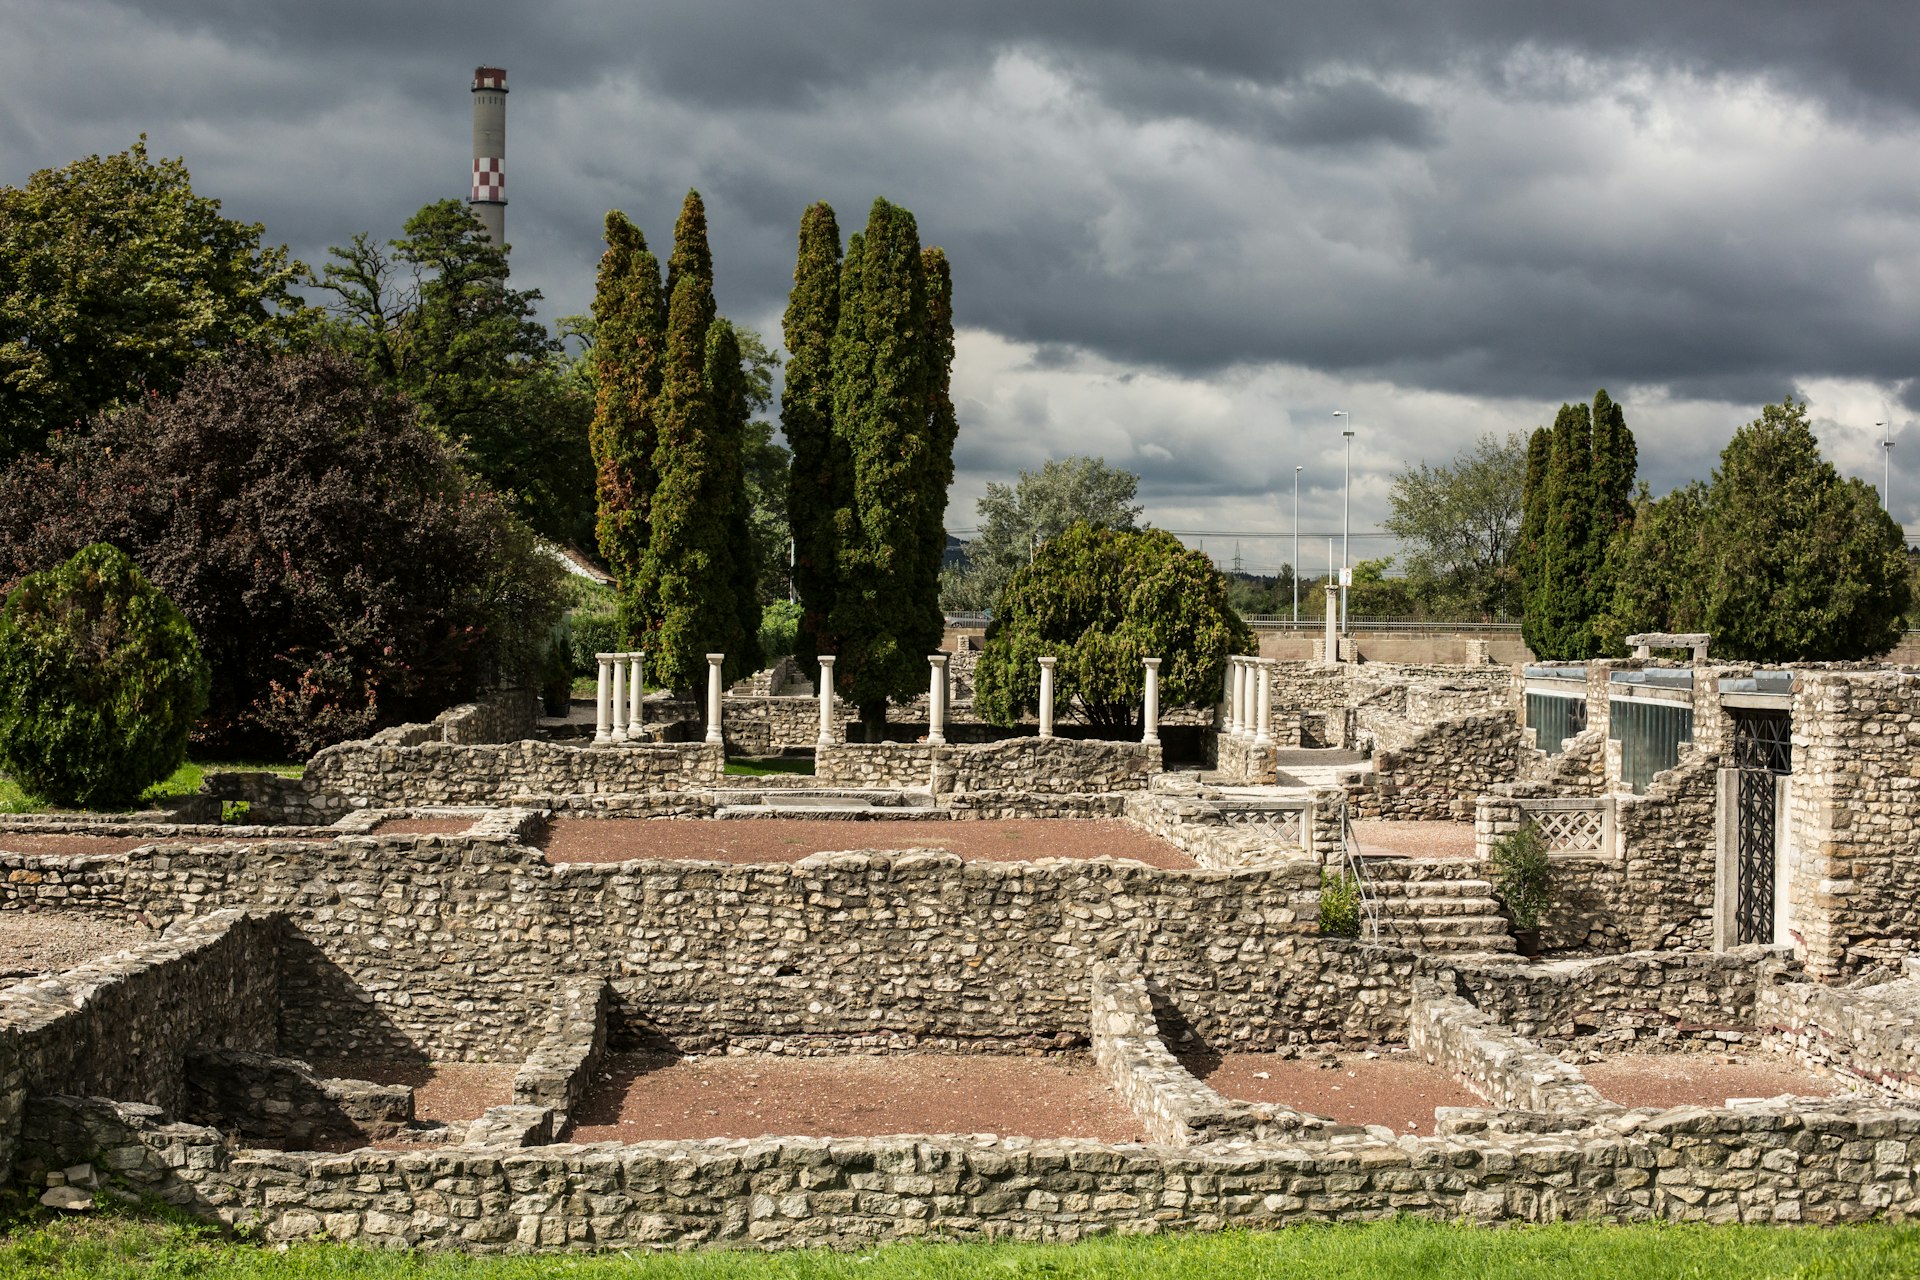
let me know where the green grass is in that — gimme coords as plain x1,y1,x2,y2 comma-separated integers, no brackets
3,1210,1919,1279
724,756,816,777
0,758,305,816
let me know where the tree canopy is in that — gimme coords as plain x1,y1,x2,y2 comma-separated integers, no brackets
1520,390,1637,658
943,456,1143,614
313,200,593,546
782,202,845,674
0,347,562,758
974,524,1251,732
0,140,308,464
1382,433,1527,619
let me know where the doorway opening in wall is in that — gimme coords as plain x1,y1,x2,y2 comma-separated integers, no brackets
1731,709,1791,945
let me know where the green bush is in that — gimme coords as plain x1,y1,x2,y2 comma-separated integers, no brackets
1489,824,1554,931
0,544,210,808
567,609,622,676
1318,869,1361,938
758,599,802,663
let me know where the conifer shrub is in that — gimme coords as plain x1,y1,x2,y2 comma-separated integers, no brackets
0,544,209,808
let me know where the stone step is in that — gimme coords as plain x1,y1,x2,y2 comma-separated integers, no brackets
715,804,946,820
1404,933,1517,954
721,789,935,809
1372,880,1498,903
1386,894,1505,917
1382,913,1514,938
1354,856,1485,883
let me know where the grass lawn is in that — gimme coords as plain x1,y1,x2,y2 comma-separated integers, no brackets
724,756,816,777
0,759,305,816
3,1209,1919,1279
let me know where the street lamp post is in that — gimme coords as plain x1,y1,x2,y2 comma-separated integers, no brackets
1334,412,1354,635
1292,465,1302,624
1879,421,1895,514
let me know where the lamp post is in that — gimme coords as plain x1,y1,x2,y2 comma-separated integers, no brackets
1879,421,1894,514
1334,412,1354,634
1292,465,1302,624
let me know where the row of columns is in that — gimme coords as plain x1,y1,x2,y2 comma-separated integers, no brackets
595,652,726,746
1222,654,1273,748
599,651,1170,748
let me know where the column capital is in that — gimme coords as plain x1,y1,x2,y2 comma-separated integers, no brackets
1038,655,1057,669
1143,656,1162,670
706,652,724,665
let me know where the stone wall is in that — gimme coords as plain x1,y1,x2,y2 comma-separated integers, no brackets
1788,671,1920,979
1090,963,1322,1144
361,689,541,749
1444,946,1781,1045
1345,711,1524,821
305,741,724,809
722,697,837,756
182,1049,413,1148
513,982,613,1130
25,1087,1920,1249
0,909,280,1181
1122,787,1329,869
1759,966,1920,1102
0,837,1411,1061
1212,733,1276,785
1408,979,1615,1115
817,738,1160,796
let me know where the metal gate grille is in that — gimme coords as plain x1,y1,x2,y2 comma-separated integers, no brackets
1732,709,1791,946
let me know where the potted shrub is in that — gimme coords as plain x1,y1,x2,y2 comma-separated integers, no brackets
1487,825,1553,957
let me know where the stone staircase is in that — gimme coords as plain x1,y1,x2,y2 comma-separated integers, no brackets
1356,855,1515,954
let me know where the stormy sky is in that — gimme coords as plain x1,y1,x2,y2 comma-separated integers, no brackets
6,0,1918,572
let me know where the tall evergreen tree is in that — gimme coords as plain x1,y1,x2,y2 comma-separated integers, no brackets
1535,402,1601,657
1517,426,1553,656
705,318,766,679
587,211,666,604
637,191,757,689
1703,399,1910,660
828,199,938,737
916,246,958,658
1590,388,1637,534
781,203,843,677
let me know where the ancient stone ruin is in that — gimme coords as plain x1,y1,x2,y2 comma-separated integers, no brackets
4,644,1920,1250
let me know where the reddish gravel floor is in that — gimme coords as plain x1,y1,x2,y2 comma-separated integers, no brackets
1350,821,1477,858
568,1052,1144,1143
1191,1052,1484,1135
369,818,479,836
1581,1052,1836,1110
309,1060,515,1126
540,818,1195,868
0,913,156,980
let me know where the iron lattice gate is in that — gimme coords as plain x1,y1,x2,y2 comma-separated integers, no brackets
1731,709,1792,945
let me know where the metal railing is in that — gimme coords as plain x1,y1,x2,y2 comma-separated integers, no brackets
1339,800,1382,944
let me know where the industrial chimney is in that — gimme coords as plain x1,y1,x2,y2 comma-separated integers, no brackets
469,66,507,244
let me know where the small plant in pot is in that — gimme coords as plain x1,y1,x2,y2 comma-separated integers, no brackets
1488,824,1553,957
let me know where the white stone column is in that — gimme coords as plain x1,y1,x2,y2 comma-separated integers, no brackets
816,655,837,746
1234,657,1250,737
611,652,628,741
594,654,612,744
1224,658,1241,735
1254,659,1273,748
704,653,725,746
1323,583,1340,666
927,654,949,745
1038,656,1057,739
627,652,645,741
1142,657,1162,745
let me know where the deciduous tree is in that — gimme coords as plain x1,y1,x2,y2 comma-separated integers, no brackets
974,524,1252,733
943,456,1143,614
1383,433,1526,619
0,140,308,463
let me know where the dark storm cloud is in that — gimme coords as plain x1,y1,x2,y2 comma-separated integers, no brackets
6,0,1920,528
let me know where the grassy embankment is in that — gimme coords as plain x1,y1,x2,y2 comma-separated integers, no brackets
2,1206,1919,1279
0,759,304,816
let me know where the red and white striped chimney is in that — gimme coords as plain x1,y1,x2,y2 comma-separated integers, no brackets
469,66,507,244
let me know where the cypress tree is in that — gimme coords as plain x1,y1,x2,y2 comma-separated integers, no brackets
1590,388,1637,534
705,318,766,680
638,191,754,690
828,199,936,737
781,203,843,678
916,245,958,660
1517,426,1552,657
1536,402,1600,658
588,211,666,618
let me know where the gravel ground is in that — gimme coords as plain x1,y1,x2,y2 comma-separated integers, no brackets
568,1052,1143,1143
0,913,156,980
1350,821,1478,858
540,818,1195,868
368,818,479,836
1581,1052,1835,1109
1190,1051,1483,1134
308,1060,515,1125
